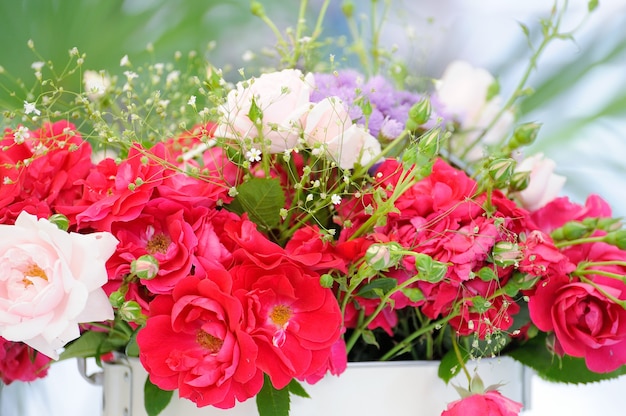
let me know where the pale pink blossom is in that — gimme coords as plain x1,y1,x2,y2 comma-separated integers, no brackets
0,212,117,359
435,60,514,161
514,153,565,211
215,69,314,153
304,97,381,169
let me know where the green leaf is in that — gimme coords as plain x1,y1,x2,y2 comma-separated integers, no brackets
588,0,599,12
144,378,174,416
226,177,286,230
356,277,397,298
287,379,310,399
59,330,108,360
508,333,626,384
475,266,498,282
438,348,470,384
256,375,290,416
125,329,141,357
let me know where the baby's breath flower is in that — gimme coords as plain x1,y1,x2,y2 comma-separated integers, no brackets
31,61,44,71
187,95,196,107
13,126,30,144
331,194,342,205
246,148,262,162
120,54,131,67
23,101,40,116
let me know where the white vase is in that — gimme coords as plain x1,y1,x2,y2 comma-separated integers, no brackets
101,356,530,416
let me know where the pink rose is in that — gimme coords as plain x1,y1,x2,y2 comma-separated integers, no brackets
0,212,117,359
528,273,626,372
531,194,612,233
442,390,523,416
215,69,314,153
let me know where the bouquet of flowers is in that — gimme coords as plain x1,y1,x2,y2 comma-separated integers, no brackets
1,1,625,415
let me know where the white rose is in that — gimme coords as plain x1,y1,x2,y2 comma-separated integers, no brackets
435,60,514,161
304,97,381,169
0,212,118,359
514,153,566,211
215,68,315,153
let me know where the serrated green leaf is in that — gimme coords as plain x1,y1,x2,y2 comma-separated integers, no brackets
438,348,470,384
287,379,310,399
226,177,286,230
59,331,108,360
256,375,290,416
508,333,626,384
356,277,397,298
144,378,173,416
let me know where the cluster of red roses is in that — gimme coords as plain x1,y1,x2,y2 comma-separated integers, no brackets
2,118,626,410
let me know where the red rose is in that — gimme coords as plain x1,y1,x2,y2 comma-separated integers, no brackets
232,258,344,389
137,274,263,409
76,143,166,231
0,121,92,224
285,225,348,273
0,338,51,384
442,390,522,416
528,273,626,372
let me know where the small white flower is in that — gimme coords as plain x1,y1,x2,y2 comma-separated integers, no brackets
166,70,180,85
31,61,44,71
123,71,138,80
246,148,262,162
242,50,255,62
23,101,41,116
13,126,30,144
331,194,342,205
120,54,131,67
187,95,197,106
306,194,314,202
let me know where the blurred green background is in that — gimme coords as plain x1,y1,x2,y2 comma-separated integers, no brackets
1,0,625,214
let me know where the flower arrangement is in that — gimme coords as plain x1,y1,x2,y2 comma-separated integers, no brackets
1,1,625,415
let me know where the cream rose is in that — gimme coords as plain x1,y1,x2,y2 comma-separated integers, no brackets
304,97,382,169
215,68,314,153
435,60,514,162
0,212,118,359
514,153,566,211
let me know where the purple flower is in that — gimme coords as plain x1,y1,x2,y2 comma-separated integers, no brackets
311,70,442,139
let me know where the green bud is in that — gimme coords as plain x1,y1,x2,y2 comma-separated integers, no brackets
408,98,431,127
365,242,404,271
48,213,69,231
109,291,126,308
248,96,263,124
552,221,589,241
131,255,159,280
604,230,626,250
250,1,265,17
509,170,530,192
320,273,334,288
487,158,516,187
118,300,145,323
511,122,541,148
417,128,440,159
492,242,522,267
341,1,355,18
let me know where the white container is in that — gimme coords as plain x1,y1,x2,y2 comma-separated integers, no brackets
102,356,530,416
